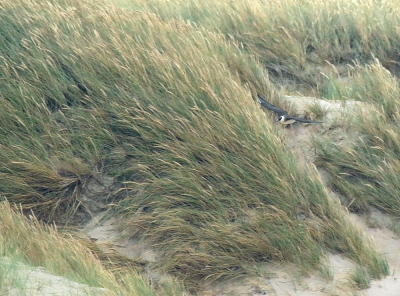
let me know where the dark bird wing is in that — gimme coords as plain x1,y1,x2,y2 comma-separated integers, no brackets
257,94,287,117
291,117,323,123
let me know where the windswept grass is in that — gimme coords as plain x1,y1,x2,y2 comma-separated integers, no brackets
0,201,184,295
0,0,276,222
316,116,400,215
114,0,400,90
316,60,400,216
351,266,371,289
0,0,392,292
319,59,400,117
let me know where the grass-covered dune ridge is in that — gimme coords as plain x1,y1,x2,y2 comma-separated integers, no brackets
0,0,278,221
0,0,392,292
118,0,400,89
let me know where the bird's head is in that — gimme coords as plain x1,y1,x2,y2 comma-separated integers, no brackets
276,116,285,123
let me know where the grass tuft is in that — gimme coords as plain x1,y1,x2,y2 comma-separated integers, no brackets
0,201,169,295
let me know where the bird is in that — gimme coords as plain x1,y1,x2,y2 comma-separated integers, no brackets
257,94,323,126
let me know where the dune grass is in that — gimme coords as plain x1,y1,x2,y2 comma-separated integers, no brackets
113,0,400,91
0,0,395,293
315,60,400,216
0,201,185,296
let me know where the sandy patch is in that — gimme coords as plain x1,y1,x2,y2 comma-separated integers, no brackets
83,215,173,283
350,210,400,296
83,215,160,265
201,252,357,296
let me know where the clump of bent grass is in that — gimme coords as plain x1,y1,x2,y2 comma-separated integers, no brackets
350,266,371,289
315,114,400,216
319,59,400,119
315,62,400,216
303,100,330,120
318,256,334,282
0,201,163,296
0,0,389,290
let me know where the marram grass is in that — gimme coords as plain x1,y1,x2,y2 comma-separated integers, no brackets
0,0,391,291
114,0,400,91
0,201,184,296
316,60,400,216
